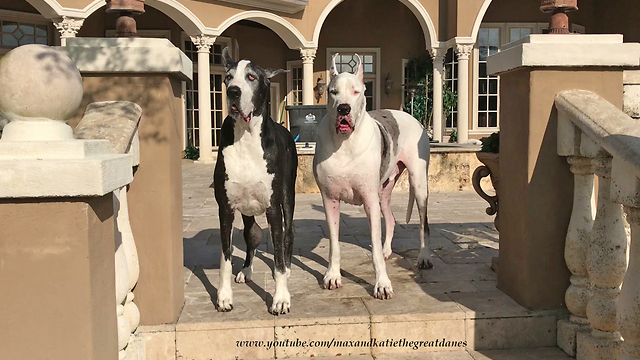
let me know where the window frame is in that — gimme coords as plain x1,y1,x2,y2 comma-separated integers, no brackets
0,9,53,56
326,47,381,110
286,59,303,107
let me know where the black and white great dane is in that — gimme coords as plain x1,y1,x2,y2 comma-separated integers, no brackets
213,48,297,314
313,54,433,300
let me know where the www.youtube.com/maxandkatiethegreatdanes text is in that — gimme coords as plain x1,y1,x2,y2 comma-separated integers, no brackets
236,338,467,351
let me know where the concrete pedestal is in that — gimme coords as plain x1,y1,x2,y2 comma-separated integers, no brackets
0,196,118,360
487,35,639,310
62,37,193,325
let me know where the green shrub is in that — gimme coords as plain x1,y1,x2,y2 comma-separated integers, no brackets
480,132,500,153
184,144,199,160
402,56,458,133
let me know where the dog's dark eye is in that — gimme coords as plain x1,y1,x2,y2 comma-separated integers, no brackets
225,75,233,82
248,74,256,81
329,89,338,95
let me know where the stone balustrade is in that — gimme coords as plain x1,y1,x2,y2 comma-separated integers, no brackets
75,101,144,360
556,89,639,360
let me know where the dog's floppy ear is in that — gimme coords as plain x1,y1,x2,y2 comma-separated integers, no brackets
222,46,235,70
265,68,288,79
353,53,364,84
330,53,340,80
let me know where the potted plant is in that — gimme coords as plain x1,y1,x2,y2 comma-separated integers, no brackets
473,132,499,231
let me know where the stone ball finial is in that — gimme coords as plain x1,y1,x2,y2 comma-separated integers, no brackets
0,44,83,141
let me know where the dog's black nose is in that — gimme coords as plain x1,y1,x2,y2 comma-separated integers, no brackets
227,85,241,100
337,103,351,116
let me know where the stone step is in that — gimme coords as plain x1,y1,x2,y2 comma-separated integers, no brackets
284,347,573,359
140,264,566,360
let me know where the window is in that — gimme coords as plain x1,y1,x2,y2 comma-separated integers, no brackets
0,11,51,56
477,27,500,129
327,48,380,111
509,27,531,43
183,35,231,149
287,61,303,106
444,48,458,129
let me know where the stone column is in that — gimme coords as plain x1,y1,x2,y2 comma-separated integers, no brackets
486,34,639,310
431,47,446,143
455,43,472,144
191,34,216,163
0,45,133,360
301,48,317,105
53,16,84,46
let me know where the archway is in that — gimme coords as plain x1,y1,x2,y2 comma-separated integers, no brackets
214,11,310,49
313,0,437,50
80,0,206,35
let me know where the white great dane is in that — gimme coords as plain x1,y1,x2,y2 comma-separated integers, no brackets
313,53,433,300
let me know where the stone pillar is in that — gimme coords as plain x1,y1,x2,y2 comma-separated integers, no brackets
455,43,472,144
301,48,317,105
486,34,639,310
0,45,133,359
62,37,193,325
191,35,216,164
53,16,84,46
431,47,446,143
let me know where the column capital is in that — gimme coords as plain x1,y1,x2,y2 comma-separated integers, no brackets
455,43,474,61
300,48,317,64
190,34,216,53
429,47,447,63
54,16,85,38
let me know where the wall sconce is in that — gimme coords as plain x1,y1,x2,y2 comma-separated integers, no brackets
385,73,393,96
314,76,326,103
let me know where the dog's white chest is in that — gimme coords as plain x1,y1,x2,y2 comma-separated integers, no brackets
222,131,274,216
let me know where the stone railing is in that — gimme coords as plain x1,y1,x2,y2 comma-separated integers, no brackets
556,89,639,360
74,101,144,360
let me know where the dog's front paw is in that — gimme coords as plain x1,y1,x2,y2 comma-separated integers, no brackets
374,278,394,300
323,268,342,290
417,249,434,269
216,286,234,312
270,289,291,315
235,266,253,283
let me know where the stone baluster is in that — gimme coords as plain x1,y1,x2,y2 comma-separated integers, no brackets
558,156,595,355
611,157,640,360
619,206,640,360
114,193,132,359
578,142,628,359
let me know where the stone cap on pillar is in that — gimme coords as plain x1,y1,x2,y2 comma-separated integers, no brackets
0,44,134,199
60,37,193,81
487,34,640,76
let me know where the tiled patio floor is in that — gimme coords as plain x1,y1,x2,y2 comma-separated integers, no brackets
160,160,569,360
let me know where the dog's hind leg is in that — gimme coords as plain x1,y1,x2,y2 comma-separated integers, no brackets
408,163,433,270
235,215,263,283
380,162,406,259
217,205,235,311
322,195,342,290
